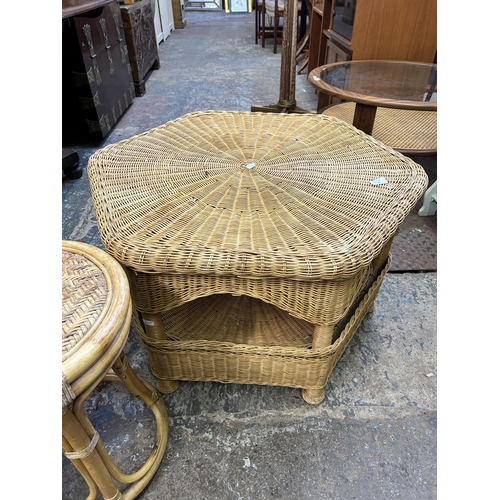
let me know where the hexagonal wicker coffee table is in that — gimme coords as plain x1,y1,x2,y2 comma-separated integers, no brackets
88,111,427,404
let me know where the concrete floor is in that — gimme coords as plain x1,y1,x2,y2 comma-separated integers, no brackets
62,10,437,499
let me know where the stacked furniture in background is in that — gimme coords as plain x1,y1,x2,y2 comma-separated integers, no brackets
120,0,161,97
62,0,135,143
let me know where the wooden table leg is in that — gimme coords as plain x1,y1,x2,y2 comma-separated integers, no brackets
353,103,377,135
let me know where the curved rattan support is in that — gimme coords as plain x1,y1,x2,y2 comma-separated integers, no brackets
70,352,169,500
62,241,168,498
63,408,122,500
322,102,437,155
62,434,99,500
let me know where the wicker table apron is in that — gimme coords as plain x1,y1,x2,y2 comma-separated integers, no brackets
62,240,169,500
88,111,428,404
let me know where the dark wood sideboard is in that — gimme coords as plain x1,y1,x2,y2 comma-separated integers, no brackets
120,0,160,97
62,0,135,143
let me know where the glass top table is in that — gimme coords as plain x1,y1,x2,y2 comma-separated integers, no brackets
308,60,437,135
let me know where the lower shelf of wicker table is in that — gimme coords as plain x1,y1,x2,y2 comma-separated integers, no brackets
133,255,391,404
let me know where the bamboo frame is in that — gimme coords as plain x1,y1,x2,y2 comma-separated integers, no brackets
62,241,169,499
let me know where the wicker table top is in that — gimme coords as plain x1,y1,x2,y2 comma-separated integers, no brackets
88,111,427,280
62,240,131,408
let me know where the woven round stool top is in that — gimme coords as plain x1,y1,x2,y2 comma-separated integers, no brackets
88,111,427,280
322,103,437,155
62,240,131,409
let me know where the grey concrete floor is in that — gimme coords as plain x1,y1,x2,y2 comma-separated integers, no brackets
62,10,437,499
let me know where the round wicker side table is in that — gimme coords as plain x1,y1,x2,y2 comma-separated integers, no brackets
322,103,437,156
62,240,169,500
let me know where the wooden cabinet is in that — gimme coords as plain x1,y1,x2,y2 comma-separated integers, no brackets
307,0,437,111
120,0,160,97
62,0,135,143
319,37,352,109
171,0,186,28
153,0,175,44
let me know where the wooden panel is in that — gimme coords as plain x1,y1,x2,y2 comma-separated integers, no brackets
325,37,351,64
171,0,186,29
62,1,135,143
307,0,332,74
317,38,352,110
351,0,437,62
121,0,160,96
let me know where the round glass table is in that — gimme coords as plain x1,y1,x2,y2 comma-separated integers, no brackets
308,60,437,135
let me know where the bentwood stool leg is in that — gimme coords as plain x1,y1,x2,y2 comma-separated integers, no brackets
65,351,169,500
63,408,122,500
63,434,100,499
141,312,180,394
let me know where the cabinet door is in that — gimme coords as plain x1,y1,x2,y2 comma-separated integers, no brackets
154,0,174,44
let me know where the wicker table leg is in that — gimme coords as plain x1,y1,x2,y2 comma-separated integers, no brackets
366,236,394,313
142,312,180,394
302,324,336,404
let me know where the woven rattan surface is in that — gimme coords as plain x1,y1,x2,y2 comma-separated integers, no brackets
88,111,427,281
62,250,108,355
62,240,132,406
134,254,391,390
124,265,369,325
322,103,437,154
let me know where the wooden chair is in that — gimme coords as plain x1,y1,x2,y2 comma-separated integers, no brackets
263,0,285,53
295,0,311,73
255,0,274,45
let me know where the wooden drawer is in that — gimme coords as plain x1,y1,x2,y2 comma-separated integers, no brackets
72,3,125,59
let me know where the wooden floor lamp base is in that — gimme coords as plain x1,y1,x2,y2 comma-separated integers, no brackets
251,0,310,116
251,103,310,114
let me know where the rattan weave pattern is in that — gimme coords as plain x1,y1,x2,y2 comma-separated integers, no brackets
88,111,427,281
133,254,391,390
62,250,108,355
123,265,369,325
322,103,437,153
